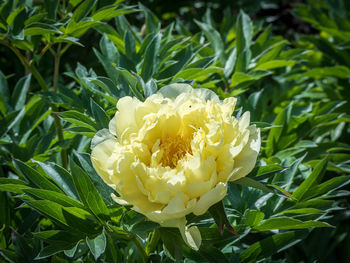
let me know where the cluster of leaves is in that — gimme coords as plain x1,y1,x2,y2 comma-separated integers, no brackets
0,0,349,262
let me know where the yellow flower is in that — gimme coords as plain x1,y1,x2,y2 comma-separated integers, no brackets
91,84,260,249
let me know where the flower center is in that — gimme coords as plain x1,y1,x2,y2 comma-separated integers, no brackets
159,135,192,168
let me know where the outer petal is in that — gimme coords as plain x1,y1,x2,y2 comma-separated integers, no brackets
115,96,141,140
230,125,261,181
193,182,227,215
91,138,119,186
145,193,196,223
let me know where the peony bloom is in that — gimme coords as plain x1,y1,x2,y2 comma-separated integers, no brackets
91,84,260,249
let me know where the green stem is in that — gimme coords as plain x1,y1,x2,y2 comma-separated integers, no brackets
133,236,148,263
52,43,67,168
53,43,61,91
53,110,68,169
60,43,72,56
145,229,160,256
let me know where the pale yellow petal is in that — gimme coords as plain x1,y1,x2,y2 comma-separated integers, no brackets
91,138,119,186
193,182,227,215
230,126,261,181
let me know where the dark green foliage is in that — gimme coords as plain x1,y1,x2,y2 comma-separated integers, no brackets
0,0,349,262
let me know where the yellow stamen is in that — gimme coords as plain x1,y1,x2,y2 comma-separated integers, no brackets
159,135,192,168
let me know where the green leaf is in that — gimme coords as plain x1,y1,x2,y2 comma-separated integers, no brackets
303,175,349,200
24,188,84,208
93,35,120,84
241,210,265,227
44,0,59,19
234,177,273,193
254,217,333,231
124,29,137,62
265,104,292,157
36,161,79,201
92,5,134,21
34,230,84,259
11,74,31,111
86,231,106,260
231,70,270,86
0,184,31,194
25,200,100,234
239,230,309,263
54,36,84,47
36,242,78,259
293,158,328,201
0,178,28,185
24,22,62,36
195,20,225,64
33,230,83,245
235,10,253,72
0,71,9,113
208,201,238,235
72,0,97,22
173,67,222,81
255,60,295,70
117,68,144,101
257,40,288,65
73,151,115,205
159,228,183,261
90,99,109,130
139,3,160,35
59,110,97,131
198,244,229,263
224,48,237,78
300,66,350,79
70,160,110,220
141,33,161,82
13,159,63,193
144,79,158,98
276,208,324,215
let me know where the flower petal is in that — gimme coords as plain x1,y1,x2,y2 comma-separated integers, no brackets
193,182,227,215
230,125,261,181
